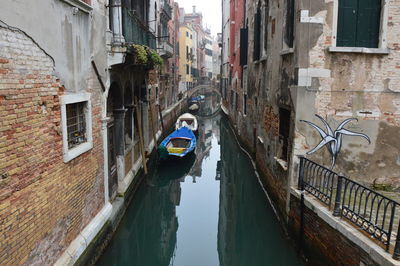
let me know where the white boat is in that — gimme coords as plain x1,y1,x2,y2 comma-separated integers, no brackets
175,113,198,133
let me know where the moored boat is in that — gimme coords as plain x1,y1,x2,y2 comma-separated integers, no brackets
175,113,198,133
158,127,197,160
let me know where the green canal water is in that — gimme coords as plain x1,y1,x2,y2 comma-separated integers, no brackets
96,113,302,266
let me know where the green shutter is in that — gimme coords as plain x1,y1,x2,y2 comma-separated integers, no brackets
337,0,380,48
240,28,248,66
337,0,358,47
356,0,381,48
285,0,295,47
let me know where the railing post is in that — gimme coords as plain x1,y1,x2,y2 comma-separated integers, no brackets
333,175,344,217
298,156,305,191
393,221,400,260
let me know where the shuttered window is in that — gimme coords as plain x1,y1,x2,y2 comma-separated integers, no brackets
253,8,261,61
337,0,381,48
240,28,248,66
285,0,294,48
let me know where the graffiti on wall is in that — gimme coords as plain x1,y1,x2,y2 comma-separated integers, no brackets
300,115,370,169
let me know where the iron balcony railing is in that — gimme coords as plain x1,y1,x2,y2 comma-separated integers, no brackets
298,156,400,260
161,1,172,19
121,8,156,49
159,41,174,57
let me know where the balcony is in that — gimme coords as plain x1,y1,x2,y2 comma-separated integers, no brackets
121,8,156,49
159,41,174,58
161,1,172,19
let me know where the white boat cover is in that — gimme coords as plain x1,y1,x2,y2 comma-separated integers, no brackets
175,113,198,132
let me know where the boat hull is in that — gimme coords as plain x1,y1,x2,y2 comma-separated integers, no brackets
158,127,197,160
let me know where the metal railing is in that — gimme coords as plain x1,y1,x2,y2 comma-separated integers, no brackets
298,156,400,260
121,8,156,49
298,157,337,207
161,2,172,19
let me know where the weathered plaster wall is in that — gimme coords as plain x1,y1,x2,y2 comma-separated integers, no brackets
0,22,104,265
0,0,94,94
294,0,400,185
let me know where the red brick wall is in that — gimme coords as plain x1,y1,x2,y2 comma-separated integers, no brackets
288,194,375,266
0,24,104,265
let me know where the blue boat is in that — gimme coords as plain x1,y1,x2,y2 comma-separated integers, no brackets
158,127,197,160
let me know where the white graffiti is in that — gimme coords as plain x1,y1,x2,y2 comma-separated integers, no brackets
301,115,370,169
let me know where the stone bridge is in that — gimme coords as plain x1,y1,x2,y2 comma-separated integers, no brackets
187,85,221,98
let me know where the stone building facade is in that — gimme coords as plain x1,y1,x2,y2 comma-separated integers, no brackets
0,0,182,264
0,0,107,264
223,0,400,212
222,0,400,264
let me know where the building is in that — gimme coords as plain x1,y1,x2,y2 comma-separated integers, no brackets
179,24,195,91
220,0,230,104
222,0,400,264
0,1,108,264
0,0,180,264
158,0,174,110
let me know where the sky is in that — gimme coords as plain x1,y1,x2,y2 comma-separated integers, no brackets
175,0,222,36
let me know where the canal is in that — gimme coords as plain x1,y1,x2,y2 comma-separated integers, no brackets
96,93,302,266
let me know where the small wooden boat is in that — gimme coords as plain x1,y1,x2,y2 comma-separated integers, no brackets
158,127,196,160
188,103,199,113
175,113,198,133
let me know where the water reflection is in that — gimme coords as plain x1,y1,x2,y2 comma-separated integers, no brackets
96,93,301,266
218,121,300,266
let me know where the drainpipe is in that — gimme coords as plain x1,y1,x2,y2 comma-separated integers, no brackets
110,0,125,44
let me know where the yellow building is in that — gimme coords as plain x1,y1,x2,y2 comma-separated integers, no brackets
179,24,194,91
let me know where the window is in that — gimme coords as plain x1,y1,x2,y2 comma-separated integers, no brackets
243,94,247,115
279,108,291,160
61,93,93,162
337,0,381,48
186,31,189,37
190,34,193,39
124,85,133,150
285,0,295,48
186,45,189,60
66,103,87,149
253,5,261,61
264,0,269,53
240,27,248,65
186,64,189,75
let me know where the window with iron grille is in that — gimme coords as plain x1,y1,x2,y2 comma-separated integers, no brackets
66,102,87,149
61,93,93,163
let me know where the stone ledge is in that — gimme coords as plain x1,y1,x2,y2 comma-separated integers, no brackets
55,203,113,266
60,0,92,13
328,46,390,55
290,188,400,266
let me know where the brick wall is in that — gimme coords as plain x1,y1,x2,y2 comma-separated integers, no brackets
288,194,377,266
0,24,104,265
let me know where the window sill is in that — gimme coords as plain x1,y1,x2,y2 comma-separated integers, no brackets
60,0,92,13
280,48,294,55
328,46,389,55
63,142,93,163
260,56,268,62
274,156,288,171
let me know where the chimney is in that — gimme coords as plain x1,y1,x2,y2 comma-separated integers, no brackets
192,5,196,14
